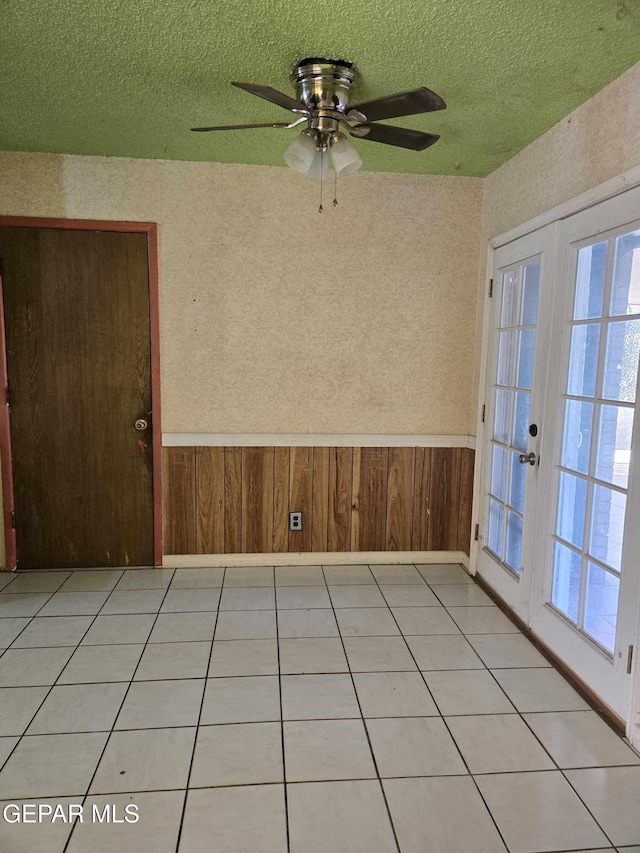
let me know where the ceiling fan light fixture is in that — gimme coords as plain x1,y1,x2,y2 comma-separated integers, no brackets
283,130,316,173
305,149,329,182
330,133,362,177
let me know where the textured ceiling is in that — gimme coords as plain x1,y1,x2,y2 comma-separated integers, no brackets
2,0,640,176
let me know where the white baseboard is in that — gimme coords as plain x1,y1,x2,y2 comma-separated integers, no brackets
163,551,468,568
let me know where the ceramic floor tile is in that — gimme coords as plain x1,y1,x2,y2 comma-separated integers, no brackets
0,647,74,686
406,634,484,670
27,682,128,734
368,716,467,777
447,606,520,634
179,784,287,853
276,586,332,609
431,584,494,607
100,589,165,615
275,565,324,586
0,593,53,617
0,616,30,646
424,670,516,715
0,686,49,735
565,766,640,847
277,609,339,638
215,609,277,640
370,564,426,584
219,587,275,611
134,641,211,680
476,770,609,853
343,636,417,672
287,779,397,853
82,614,156,646
379,585,440,607
447,714,554,773
523,711,640,768
284,719,376,782
0,736,18,766
329,585,387,608
322,565,375,585
114,569,175,590
279,638,348,674
384,776,507,853
0,573,17,590
190,722,283,787
160,588,221,613
169,567,225,588
90,727,196,793
492,667,589,712
209,639,279,676
223,566,274,587
416,564,473,584
353,671,438,717
115,678,205,729
68,790,185,853
335,607,400,636
59,570,123,592
281,674,360,720
200,675,280,724
148,612,216,643
468,634,550,668
0,732,108,797
11,616,94,648
58,644,144,684
392,606,460,635
37,591,111,617
0,797,83,852
5,572,71,594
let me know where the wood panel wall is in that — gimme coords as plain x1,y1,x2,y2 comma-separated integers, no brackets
163,446,475,556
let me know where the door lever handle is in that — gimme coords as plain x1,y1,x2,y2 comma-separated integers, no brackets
518,451,537,466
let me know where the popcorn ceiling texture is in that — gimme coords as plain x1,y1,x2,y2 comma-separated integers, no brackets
1,0,640,176
0,152,483,434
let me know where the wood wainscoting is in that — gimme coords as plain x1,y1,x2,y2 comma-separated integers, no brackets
162,446,474,557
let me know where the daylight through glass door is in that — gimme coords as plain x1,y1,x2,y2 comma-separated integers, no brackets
550,228,640,653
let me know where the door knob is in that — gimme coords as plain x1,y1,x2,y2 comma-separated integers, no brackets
518,451,537,466
134,418,148,431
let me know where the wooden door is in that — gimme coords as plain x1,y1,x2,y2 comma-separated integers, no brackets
0,227,154,568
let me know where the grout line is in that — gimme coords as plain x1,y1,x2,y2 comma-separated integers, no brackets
173,565,225,853
275,587,291,853
62,571,177,853
320,564,403,853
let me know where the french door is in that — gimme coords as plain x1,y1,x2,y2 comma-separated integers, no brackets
477,226,555,621
478,186,640,726
531,188,640,722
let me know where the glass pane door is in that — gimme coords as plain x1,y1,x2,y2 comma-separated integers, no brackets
486,260,540,575
550,229,640,654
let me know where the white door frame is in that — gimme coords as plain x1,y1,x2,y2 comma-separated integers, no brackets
471,164,640,738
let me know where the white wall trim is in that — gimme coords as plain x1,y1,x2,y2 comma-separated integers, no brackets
162,433,476,449
490,163,640,249
163,551,468,568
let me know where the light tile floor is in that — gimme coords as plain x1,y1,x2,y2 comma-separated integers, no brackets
0,563,638,852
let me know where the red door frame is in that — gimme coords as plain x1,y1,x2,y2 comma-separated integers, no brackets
0,216,163,570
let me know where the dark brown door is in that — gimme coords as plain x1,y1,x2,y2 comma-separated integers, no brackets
0,227,154,568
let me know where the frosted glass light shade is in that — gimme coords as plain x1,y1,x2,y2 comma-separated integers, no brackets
330,135,362,177
305,150,329,182
284,132,317,173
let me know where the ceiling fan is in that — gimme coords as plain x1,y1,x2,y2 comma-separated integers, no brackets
192,58,446,181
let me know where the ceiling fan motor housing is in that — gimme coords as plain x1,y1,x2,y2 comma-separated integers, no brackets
292,58,357,141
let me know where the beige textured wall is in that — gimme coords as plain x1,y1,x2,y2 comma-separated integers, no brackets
470,59,640,429
0,152,482,436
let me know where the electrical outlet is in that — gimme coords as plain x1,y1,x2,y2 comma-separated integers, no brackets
289,511,302,531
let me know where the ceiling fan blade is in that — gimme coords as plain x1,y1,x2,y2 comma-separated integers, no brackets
350,123,440,151
350,87,445,122
191,122,291,132
231,82,305,113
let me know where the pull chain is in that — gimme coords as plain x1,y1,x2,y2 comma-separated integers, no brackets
318,149,324,213
333,169,338,207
